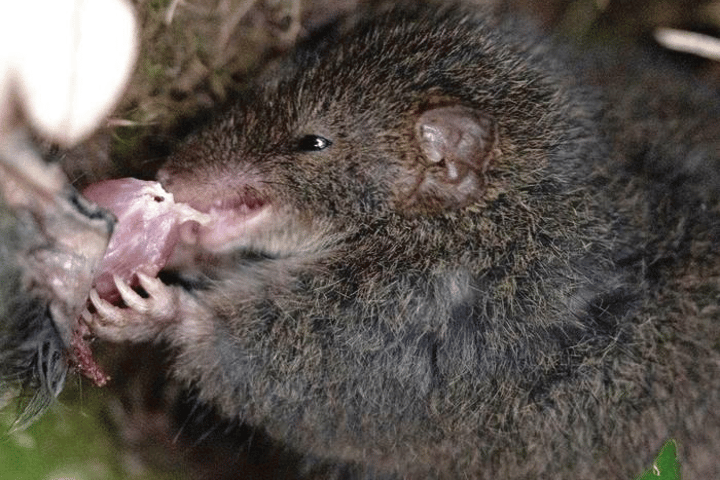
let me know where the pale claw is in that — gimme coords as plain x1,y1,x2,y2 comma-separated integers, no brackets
90,288,127,324
104,272,175,321
87,288,142,342
85,272,183,343
113,274,148,313
136,272,166,300
136,272,176,320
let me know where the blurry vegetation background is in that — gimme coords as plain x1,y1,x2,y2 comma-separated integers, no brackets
1,0,719,479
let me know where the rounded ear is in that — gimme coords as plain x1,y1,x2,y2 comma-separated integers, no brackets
411,105,498,209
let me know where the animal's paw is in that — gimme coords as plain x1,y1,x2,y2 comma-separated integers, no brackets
86,273,178,342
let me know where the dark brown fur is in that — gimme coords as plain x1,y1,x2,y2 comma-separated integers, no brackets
87,3,720,478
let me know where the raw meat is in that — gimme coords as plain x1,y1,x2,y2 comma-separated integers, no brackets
83,178,209,303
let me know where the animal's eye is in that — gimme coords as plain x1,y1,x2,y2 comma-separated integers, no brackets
297,134,332,152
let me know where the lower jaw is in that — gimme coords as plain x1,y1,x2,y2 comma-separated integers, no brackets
192,204,273,253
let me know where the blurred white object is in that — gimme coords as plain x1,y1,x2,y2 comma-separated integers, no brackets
0,0,138,146
654,28,720,62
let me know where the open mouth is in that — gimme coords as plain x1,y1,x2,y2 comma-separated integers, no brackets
83,175,278,302
182,193,272,252
83,178,212,302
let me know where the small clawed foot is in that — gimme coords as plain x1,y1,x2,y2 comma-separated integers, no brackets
86,273,177,342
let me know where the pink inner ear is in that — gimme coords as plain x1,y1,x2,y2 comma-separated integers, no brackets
83,178,210,303
416,105,497,179
410,105,498,209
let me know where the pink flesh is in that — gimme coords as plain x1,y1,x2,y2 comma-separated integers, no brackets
71,321,109,386
83,178,210,303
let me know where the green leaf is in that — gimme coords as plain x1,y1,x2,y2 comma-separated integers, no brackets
636,439,680,480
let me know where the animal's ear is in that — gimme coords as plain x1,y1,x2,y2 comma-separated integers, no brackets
410,105,498,209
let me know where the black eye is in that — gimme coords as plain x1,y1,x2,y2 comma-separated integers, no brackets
297,134,332,152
